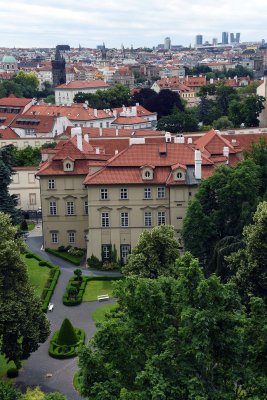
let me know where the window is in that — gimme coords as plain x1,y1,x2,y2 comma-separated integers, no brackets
48,179,55,189
66,201,75,215
120,188,128,199
176,172,182,179
68,231,76,243
29,193,36,205
120,245,131,264
49,201,57,215
65,163,72,170
100,188,108,200
101,212,110,227
28,173,35,184
102,244,111,260
144,211,152,227
157,187,165,199
144,187,151,199
158,211,166,225
51,232,58,243
120,212,129,227
84,201,89,215
12,173,19,184
145,170,151,178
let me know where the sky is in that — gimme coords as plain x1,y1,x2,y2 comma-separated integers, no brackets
0,0,266,48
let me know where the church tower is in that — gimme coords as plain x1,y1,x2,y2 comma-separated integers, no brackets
52,45,69,87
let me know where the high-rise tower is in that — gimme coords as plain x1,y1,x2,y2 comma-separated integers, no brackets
222,32,229,45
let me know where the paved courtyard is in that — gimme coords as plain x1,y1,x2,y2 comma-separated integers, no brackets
16,233,119,399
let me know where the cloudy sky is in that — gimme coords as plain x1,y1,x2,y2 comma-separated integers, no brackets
0,0,266,48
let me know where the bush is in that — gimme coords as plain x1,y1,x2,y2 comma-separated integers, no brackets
63,276,88,306
68,247,84,257
20,219,28,231
25,253,34,258
102,261,121,271
6,367,19,378
39,261,49,267
46,248,81,266
49,323,85,359
87,254,102,269
57,245,66,252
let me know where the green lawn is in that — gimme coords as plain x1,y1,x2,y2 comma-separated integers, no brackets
92,303,118,323
83,280,115,302
0,354,16,381
22,254,50,297
28,222,35,231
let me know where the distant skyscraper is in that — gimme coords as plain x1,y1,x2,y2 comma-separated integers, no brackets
195,35,203,46
222,32,229,44
230,33,235,44
230,33,241,44
212,38,218,46
236,33,241,43
164,37,171,50
52,45,70,87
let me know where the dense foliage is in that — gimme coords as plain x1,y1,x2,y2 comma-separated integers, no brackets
122,225,179,277
78,253,267,399
0,213,50,368
0,145,20,223
0,71,39,98
74,84,131,108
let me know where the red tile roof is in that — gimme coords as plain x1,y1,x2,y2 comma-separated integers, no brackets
112,116,148,125
0,96,32,107
0,126,20,139
194,129,239,155
55,80,109,90
10,114,55,134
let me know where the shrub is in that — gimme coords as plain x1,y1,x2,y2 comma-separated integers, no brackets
39,261,49,267
74,268,82,280
57,245,66,252
25,253,34,258
102,261,120,271
87,254,102,269
6,367,19,378
20,219,28,231
57,318,78,346
68,247,84,257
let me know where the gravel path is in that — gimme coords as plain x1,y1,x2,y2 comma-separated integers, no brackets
16,233,118,399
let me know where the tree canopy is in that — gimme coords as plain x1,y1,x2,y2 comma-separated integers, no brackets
0,213,50,368
182,160,260,275
74,84,131,109
156,107,199,133
78,252,267,399
122,225,179,278
0,71,39,99
0,145,20,223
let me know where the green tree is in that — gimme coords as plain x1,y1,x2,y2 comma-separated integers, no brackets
228,201,267,304
156,108,199,133
0,145,20,223
215,84,238,115
22,387,44,400
74,84,131,109
13,145,41,167
0,80,23,98
0,381,22,400
44,393,67,400
213,115,234,130
57,318,78,346
79,253,260,400
122,225,179,278
244,137,267,197
44,94,55,104
241,95,265,127
13,71,39,98
0,213,50,368
182,160,260,274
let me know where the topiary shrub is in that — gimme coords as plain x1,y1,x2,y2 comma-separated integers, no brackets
39,261,49,267
25,253,34,258
57,245,66,252
20,219,28,231
49,319,85,359
57,318,78,346
6,367,19,378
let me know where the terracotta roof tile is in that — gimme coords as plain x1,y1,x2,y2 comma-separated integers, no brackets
55,80,109,90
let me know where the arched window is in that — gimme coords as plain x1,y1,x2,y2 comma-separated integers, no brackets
177,172,182,179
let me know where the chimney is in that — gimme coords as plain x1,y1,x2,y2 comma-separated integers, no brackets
115,149,119,154
113,109,117,118
95,147,100,154
194,150,202,180
84,133,89,142
116,128,119,136
99,127,103,136
71,126,82,138
135,102,139,107
223,146,230,164
187,137,192,144
77,131,83,152
94,109,98,117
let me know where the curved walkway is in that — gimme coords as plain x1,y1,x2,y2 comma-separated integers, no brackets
16,235,118,400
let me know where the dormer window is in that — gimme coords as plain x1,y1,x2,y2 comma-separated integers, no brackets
141,165,154,180
177,172,182,179
63,159,74,172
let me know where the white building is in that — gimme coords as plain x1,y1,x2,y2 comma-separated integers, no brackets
55,80,110,105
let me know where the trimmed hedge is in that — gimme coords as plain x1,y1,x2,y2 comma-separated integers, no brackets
45,248,82,266
24,252,60,312
49,327,85,359
63,276,88,306
62,275,123,306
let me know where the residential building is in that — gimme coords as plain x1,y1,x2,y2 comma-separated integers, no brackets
9,166,41,210
55,80,110,105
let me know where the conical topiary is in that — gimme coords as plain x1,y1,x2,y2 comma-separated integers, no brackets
57,318,78,346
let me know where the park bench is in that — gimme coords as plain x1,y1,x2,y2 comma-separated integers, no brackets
48,303,54,311
97,294,109,301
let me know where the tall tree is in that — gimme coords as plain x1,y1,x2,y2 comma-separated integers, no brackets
78,253,265,400
228,201,267,304
244,137,267,197
156,108,199,133
0,213,50,368
122,225,179,278
0,145,20,223
182,160,260,274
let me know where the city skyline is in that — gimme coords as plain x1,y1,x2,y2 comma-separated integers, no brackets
0,0,266,48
